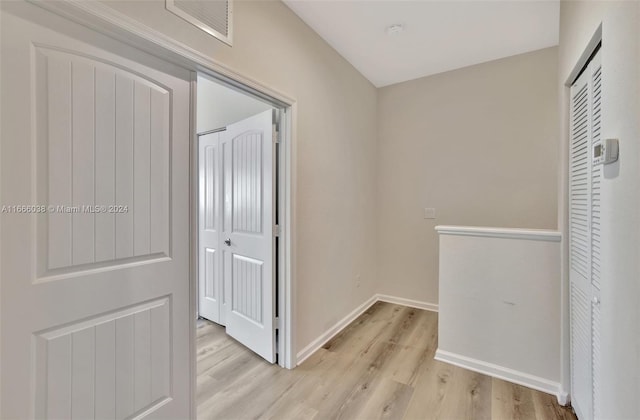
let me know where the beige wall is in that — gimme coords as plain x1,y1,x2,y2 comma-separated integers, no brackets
100,0,379,353
558,2,640,417
377,47,559,303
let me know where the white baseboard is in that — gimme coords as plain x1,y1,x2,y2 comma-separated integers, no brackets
296,294,378,365
376,294,438,312
556,390,570,406
296,294,437,365
435,349,564,401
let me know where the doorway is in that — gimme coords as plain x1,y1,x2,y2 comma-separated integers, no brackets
195,74,286,366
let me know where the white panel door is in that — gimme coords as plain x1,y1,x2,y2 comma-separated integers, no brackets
222,110,276,363
199,131,223,324
0,3,191,418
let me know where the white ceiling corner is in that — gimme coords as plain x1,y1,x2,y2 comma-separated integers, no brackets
283,0,560,87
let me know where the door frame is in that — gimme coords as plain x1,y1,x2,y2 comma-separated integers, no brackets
195,103,284,360
23,0,297,416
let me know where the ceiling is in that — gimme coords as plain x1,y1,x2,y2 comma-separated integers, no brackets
283,1,560,87
197,75,272,133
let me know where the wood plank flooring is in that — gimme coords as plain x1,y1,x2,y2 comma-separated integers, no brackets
197,302,576,420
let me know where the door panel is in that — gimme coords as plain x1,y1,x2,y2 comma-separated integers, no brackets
232,131,263,234
1,2,191,418
34,46,171,277
569,68,593,420
222,110,275,363
569,50,602,420
231,254,264,324
33,298,171,419
199,132,223,324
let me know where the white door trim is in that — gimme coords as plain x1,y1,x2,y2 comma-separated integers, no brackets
22,1,297,417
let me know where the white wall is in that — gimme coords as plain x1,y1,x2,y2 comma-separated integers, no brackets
558,2,640,417
436,226,562,398
99,0,379,353
197,75,272,133
377,48,559,305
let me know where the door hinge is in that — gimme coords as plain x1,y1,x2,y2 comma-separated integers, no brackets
275,326,279,363
273,225,281,237
273,123,281,144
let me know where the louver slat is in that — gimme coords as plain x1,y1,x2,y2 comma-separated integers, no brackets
590,62,603,420
591,65,602,291
166,0,233,45
571,283,592,418
592,298,601,418
570,82,590,278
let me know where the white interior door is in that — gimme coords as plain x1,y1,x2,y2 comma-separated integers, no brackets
569,49,602,420
1,2,191,418
222,110,276,363
198,131,224,325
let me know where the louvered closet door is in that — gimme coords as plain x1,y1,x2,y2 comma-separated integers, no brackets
569,49,602,420
570,65,593,420
589,53,603,420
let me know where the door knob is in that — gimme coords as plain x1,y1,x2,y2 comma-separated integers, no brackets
592,296,600,305
224,238,231,246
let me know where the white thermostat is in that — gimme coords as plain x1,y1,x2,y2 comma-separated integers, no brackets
593,138,619,165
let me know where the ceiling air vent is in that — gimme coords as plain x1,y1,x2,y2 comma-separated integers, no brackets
166,0,233,46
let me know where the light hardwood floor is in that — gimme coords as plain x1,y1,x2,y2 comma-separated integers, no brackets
197,302,576,420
